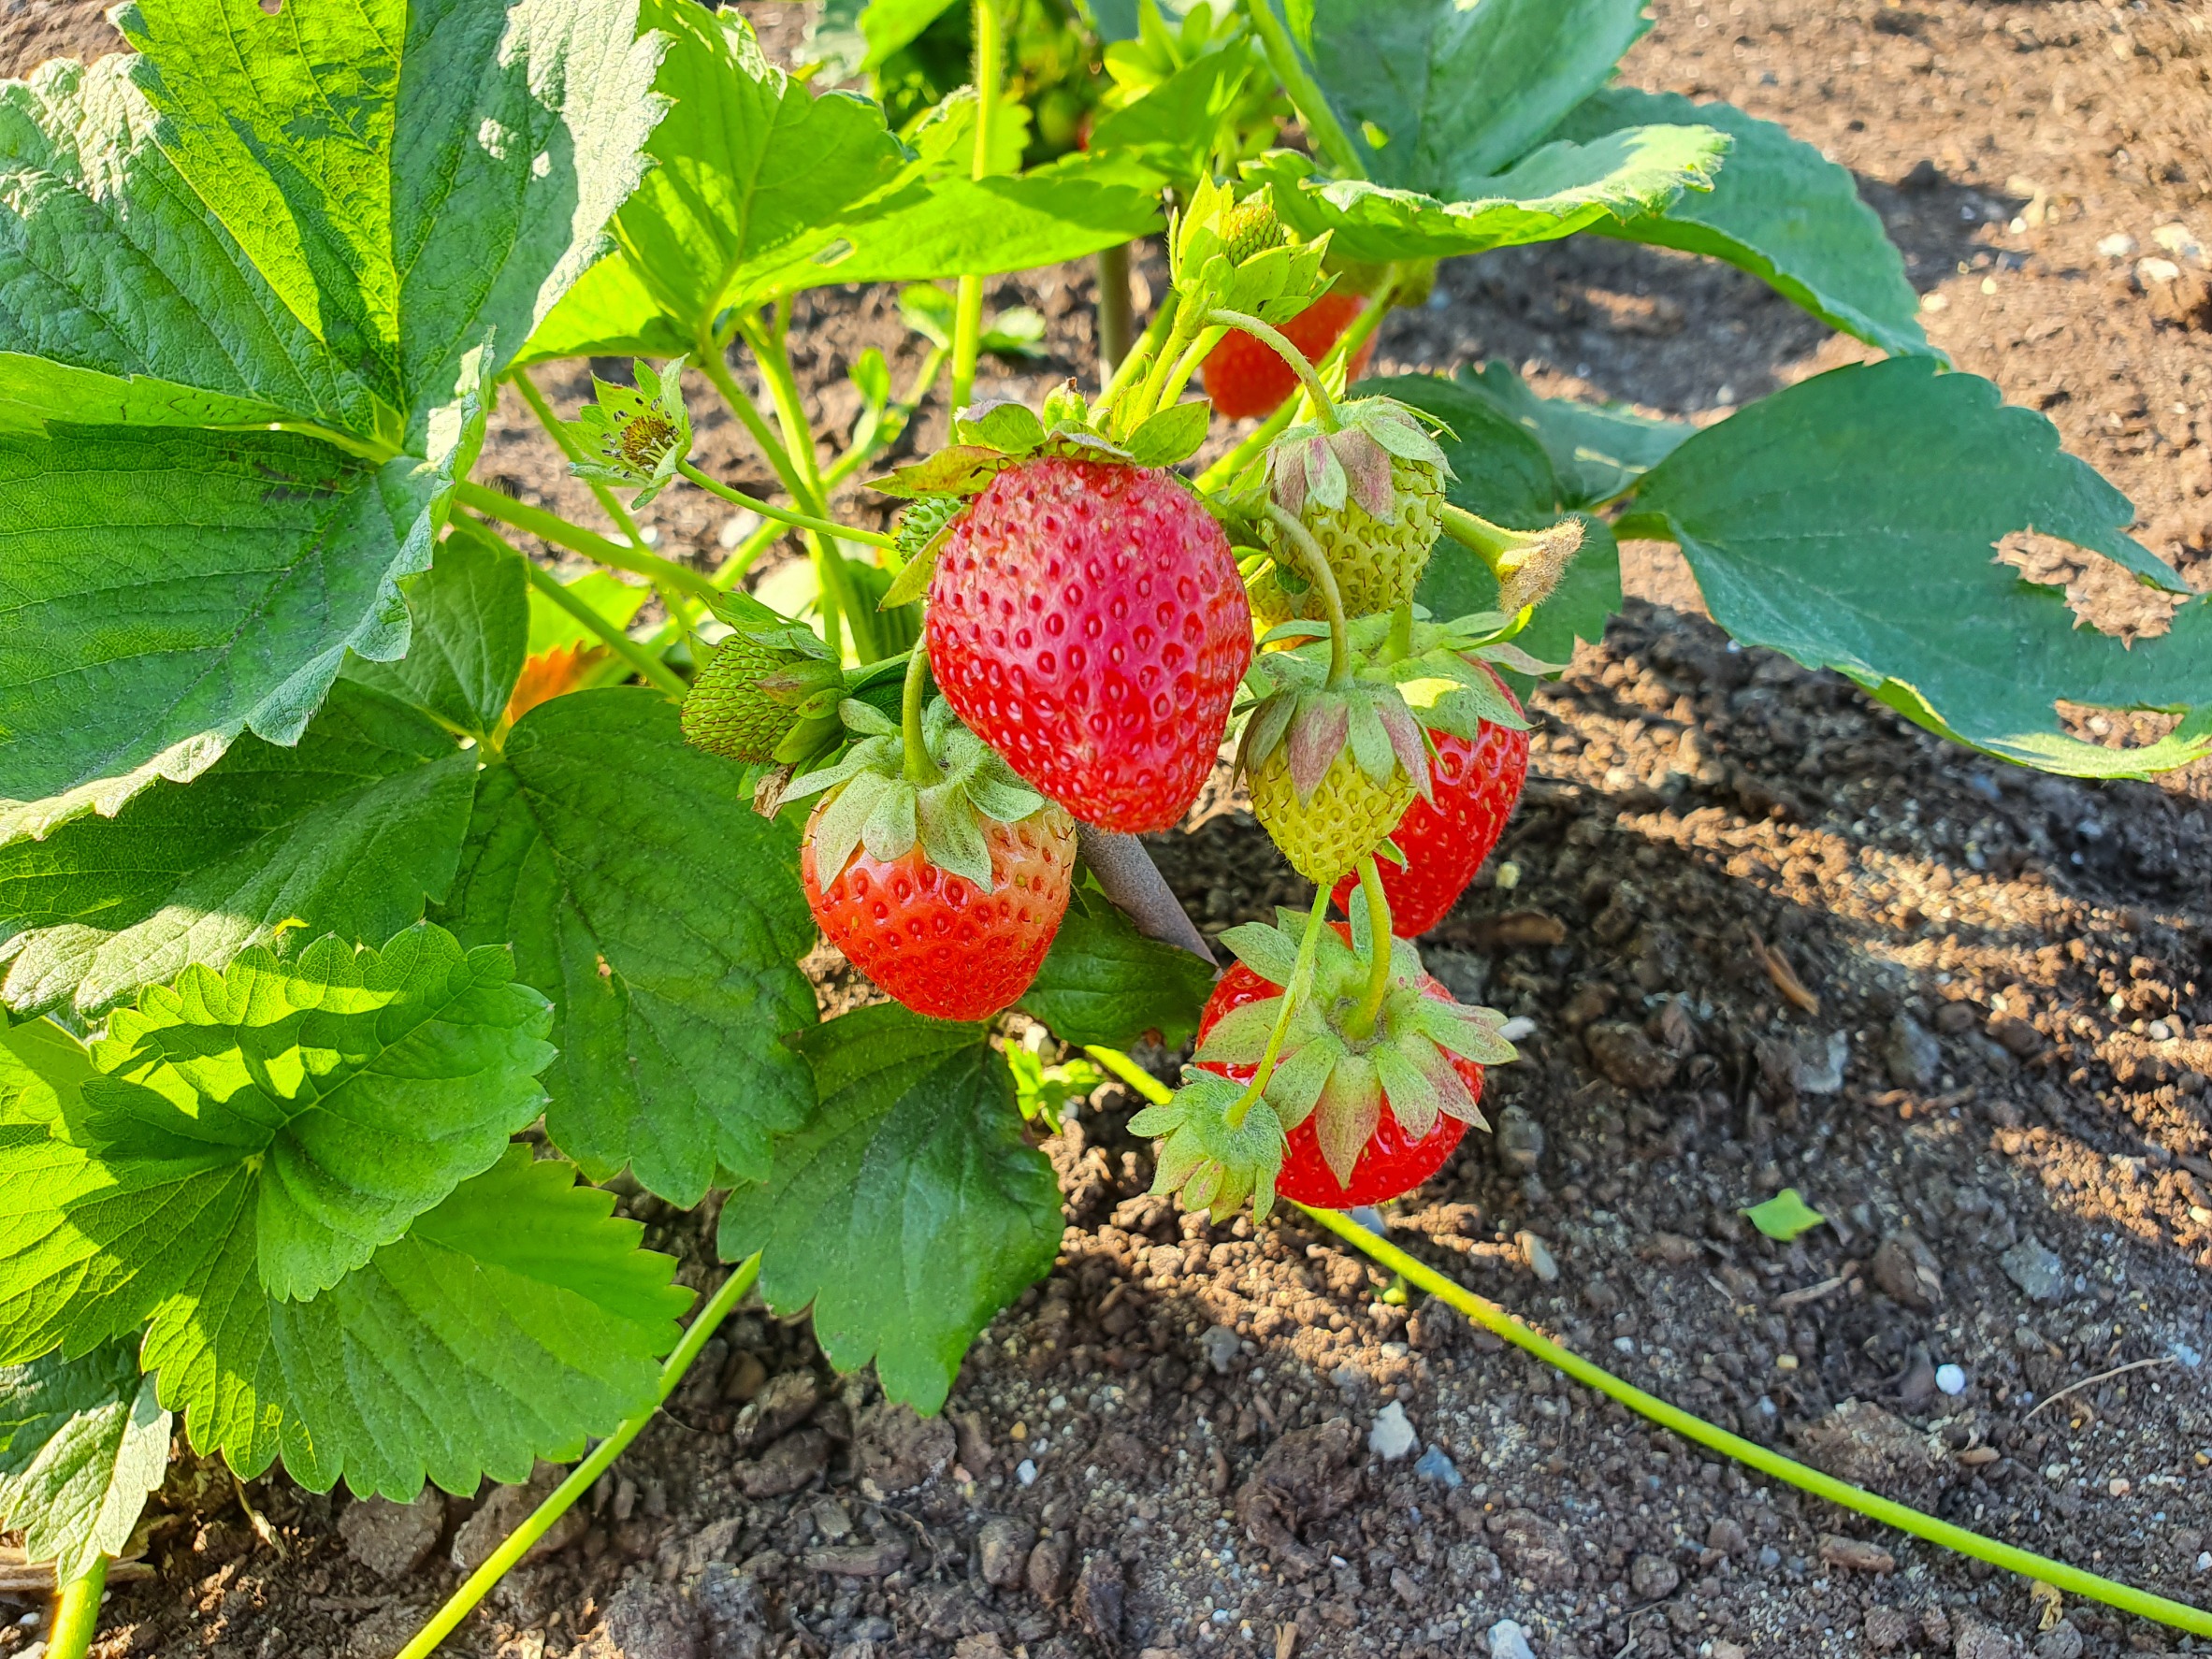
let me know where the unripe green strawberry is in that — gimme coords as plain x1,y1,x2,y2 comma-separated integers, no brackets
1254,450,1446,625
1249,743,1416,885
681,632,800,762
1220,195,1286,264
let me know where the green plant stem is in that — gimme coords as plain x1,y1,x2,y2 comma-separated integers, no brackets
1155,323,1230,414
1240,0,1366,180
1300,1205,2212,1639
1207,309,1340,429
513,543,688,699
949,0,1005,414
1193,290,1393,490
454,481,719,605
900,645,940,786
1343,857,1393,1040
1102,290,1178,412
823,345,951,492
674,460,897,549
47,1554,106,1659
1084,1044,1175,1104
1226,887,1332,1128
395,1257,764,1659
511,368,649,551
1127,300,1205,431
1096,241,1135,384
1384,600,1414,662
1439,503,1518,579
1261,502,1350,687
693,332,815,510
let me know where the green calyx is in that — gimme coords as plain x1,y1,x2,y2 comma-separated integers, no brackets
1170,175,1333,325
560,355,692,507
782,696,1054,890
1340,609,1557,743
1265,395,1452,527
1237,631,1431,809
680,590,845,767
1130,1069,1290,1223
1200,907,1516,1189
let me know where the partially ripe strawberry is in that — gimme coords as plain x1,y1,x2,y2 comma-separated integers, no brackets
1331,673,1530,936
1250,743,1415,886
1202,293,1374,421
1257,397,1452,624
802,803,1076,1021
927,457,1251,833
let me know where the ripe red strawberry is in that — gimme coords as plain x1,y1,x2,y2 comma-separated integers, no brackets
1194,926,1486,1208
1202,293,1375,420
802,801,1077,1021
926,457,1251,832
1331,674,1531,936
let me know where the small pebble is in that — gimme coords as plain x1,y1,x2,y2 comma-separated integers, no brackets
1413,1445,1462,1488
1016,1459,1037,1487
2196,1551,2210,1572
1935,1363,1967,1396
2097,231,2138,259
1496,1016,1537,1042
1517,1230,1559,1283
1198,1323,1240,1375
1369,1401,1417,1461
1487,1619,1536,1659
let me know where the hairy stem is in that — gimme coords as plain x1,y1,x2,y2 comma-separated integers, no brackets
1438,503,1519,579
454,481,719,605
1384,600,1414,662
512,368,649,551
1193,290,1389,490
1226,887,1332,1129
1261,502,1350,687
1084,1044,1177,1105
675,461,897,549
693,332,815,509
47,1554,106,1659
1343,857,1393,1040
1095,241,1135,384
1155,323,1230,414
513,541,688,699
1206,309,1340,429
901,645,941,786
1240,0,1366,181
1126,300,1204,431
949,0,1005,413
1300,1205,2212,1640
395,1258,764,1659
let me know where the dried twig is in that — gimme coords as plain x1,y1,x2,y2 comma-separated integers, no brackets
1747,928,1821,1016
2024,1355,2178,1423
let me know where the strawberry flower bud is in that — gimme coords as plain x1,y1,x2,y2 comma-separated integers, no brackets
561,355,693,507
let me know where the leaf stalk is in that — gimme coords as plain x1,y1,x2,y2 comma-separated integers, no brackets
46,1554,106,1659
1225,886,1331,1129
452,481,718,605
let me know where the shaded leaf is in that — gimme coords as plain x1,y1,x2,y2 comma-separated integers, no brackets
0,1338,167,1581
344,525,529,740
1018,881,1216,1050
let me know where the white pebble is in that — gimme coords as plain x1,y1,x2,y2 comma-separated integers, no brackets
1016,1459,1037,1487
2096,232,2138,260
1496,1016,1537,1042
1935,1363,1968,1396
1488,1619,1537,1659
2197,1551,2210,1573
1369,1401,1418,1461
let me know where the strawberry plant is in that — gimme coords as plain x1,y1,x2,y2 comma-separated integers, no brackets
3,0,2210,1649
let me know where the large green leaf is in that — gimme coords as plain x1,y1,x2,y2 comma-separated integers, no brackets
113,0,666,443
0,682,477,1019
0,1021,94,1128
0,424,458,846
1380,370,1625,665
139,1145,690,1497
0,1338,168,1581
1279,0,1651,189
440,690,817,1206
526,12,1160,360
1250,123,1727,266
1554,91,1930,359
1616,358,2212,777
1428,360,1694,509
0,924,553,1363
1018,881,1215,1050
344,526,528,741
718,1004,1063,1413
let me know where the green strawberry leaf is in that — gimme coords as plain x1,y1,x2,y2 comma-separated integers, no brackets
0,1338,168,1581
1616,357,2212,778
526,569,652,657
1553,90,1930,360
527,7,1159,361
1125,399,1215,469
1424,361,1695,509
0,679,477,1020
343,528,528,743
0,423,463,848
1249,122,1729,267
717,1004,1063,1414
1018,881,1217,1050
1742,1188,1827,1243
0,922,553,1361
1276,0,1653,190
440,689,818,1206
139,1143,689,1497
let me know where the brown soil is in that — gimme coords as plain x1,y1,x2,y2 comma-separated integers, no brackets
5,3,2212,1659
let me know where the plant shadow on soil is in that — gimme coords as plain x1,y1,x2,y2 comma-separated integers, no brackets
6,0,2212,1656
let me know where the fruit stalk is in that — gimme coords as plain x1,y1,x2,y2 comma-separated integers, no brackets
1300,1205,2212,1640
394,1257,765,1659
950,0,1006,413
451,481,720,605
1438,503,1520,579
1195,285,1396,491
512,368,651,554
1205,309,1341,429
675,461,899,550
901,646,941,786
1101,290,1178,408
1096,242,1135,384
1239,0,1366,181
46,1554,106,1659
1343,857,1394,1040
1260,502,1351,687
691,332,818,512
1225,886,1332,1128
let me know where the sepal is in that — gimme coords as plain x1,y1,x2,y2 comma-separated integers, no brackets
1132,1069,1286,1223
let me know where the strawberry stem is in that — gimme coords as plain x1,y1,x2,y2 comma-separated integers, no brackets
1438,503,1519,579
675,460,898,550
949,0,1005,413
46,1554,105,1659
1343,856,1394,1041
1205,309,1341,431
1193,281,1397,491
1385,600,1414,662
901,646,941,786
1225,886,1333,1130
1101,290,1178,411
453,481,720,605
1261,502,1351,688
